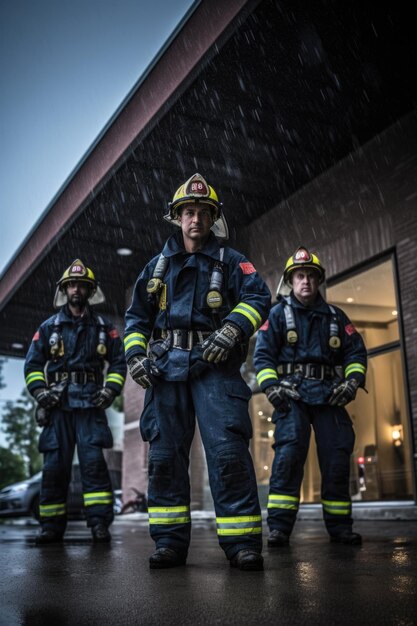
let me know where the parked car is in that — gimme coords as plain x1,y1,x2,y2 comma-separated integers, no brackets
0,472,43,520
0,472,122,520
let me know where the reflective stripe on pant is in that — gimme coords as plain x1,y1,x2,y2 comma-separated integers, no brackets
38,408,114,533
141,368,262,559
268,401,354,536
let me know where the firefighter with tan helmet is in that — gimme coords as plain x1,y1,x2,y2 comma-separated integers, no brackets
24,259,126,544
124,173,271,571
254,246,367,546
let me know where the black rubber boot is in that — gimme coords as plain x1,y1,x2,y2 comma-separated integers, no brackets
91,524,112,543
230,549,264,571
149,547,187,569
330,530,362,545
268,529,290,547
35,529,64,545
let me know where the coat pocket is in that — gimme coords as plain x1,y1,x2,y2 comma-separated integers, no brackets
139,387,160,443
90,414,114,449
223,379,253,440
38,423,59,453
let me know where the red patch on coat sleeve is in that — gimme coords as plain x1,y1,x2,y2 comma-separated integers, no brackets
259,320,269,331
345,323,357,336
239,262,256,275
108,329,119,339
32,331,40,341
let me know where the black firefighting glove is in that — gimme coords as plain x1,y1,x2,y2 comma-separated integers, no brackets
201,322,241,364
329,378,359,406
35,405,50,427
265,381,301,410
92,387,117,409
128,356,161,389
33,387,63,409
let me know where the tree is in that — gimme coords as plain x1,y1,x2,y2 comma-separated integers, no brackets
1,388,42,477
0,447,26,490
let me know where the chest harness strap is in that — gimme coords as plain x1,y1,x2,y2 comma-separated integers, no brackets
282,297,341,350
146,248,225,323
49,314,108,358
49,315,65,359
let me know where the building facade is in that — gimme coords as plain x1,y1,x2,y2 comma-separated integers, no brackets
122,113,417,509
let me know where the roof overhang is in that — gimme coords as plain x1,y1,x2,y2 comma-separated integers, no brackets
1,0,417,357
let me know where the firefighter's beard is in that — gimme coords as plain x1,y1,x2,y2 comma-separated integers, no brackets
67,292,89,310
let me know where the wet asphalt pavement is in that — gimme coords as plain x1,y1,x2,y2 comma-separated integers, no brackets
0,515,416,625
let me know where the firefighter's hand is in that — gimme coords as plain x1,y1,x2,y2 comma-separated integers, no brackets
201,322,241,363
128,356,160,389
329,378,359,406
33,387,62,409
35,405,50,427
92,387,117,409
265,381,301,410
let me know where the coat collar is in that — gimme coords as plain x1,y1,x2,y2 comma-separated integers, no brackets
162,231,222,260
289,291,330,313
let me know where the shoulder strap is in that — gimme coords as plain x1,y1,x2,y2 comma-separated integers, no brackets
283,296,298,345
328,304,341,350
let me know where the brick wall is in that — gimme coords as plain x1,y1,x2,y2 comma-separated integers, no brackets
246,111,417,487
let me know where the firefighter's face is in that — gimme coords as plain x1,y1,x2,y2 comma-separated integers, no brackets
179,204,214,247
65,281,90,307
291,269,320,305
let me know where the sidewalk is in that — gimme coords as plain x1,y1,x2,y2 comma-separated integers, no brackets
1,516,416,625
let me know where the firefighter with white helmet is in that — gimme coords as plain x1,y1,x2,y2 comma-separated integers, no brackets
125,173,271,571
254,246,367,546
25,259,126,544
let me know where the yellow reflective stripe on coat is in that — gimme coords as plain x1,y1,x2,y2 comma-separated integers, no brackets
25,371,46,386
268,494,299,510
216,514,262,536
344,363,366,377
39,502,66,517
124,332,148,352
83,491,113,506
105,372,125,387
231,302,262,332
321,499,351,515
256,368,279,386
148,505,191,525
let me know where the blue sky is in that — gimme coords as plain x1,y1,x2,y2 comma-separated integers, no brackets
0,0,195,439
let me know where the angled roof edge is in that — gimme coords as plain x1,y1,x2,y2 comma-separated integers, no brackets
0,0,254,310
